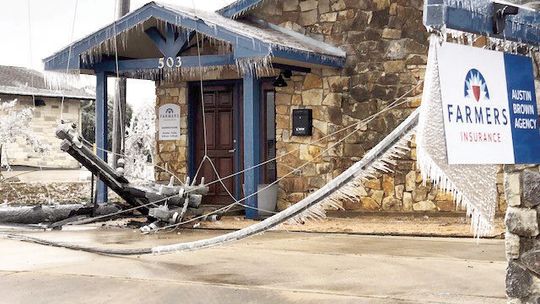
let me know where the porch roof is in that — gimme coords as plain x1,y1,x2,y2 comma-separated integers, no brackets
43,1,345,76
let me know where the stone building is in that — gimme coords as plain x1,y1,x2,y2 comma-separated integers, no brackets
504,165,540,303
0,66,94,168
42,0,511,214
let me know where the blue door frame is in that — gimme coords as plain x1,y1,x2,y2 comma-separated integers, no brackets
187,78,275,219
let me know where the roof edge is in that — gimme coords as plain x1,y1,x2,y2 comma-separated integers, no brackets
0,86,94,100
217,0,266,18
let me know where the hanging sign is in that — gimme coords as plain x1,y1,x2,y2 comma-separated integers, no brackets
438,42,540,165
158,104,181,140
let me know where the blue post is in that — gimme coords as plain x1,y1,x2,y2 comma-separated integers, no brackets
96,71,108,203
243,74,261,219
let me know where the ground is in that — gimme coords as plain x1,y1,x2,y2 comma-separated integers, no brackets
201,214,505,237
0,227,505,304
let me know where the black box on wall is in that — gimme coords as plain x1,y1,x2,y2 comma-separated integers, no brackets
292,109,312,136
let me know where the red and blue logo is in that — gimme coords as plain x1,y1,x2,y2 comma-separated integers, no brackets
464,69,490,102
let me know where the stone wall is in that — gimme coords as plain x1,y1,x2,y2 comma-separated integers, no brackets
0,182,91,205
154,83,189,181
151,0,509,214
150,0,516,215
253,0,507,213
504,165,540,303
0,95,82,169
254,0,429,210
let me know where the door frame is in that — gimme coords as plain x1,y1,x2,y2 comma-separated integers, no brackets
187,78,276,202
187,79,243,200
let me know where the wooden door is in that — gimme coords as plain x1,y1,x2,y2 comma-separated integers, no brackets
194,85,236,204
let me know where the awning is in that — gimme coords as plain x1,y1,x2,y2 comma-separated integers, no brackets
43,2,346,77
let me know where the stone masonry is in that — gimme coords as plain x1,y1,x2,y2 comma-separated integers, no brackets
253,0,508,212
0,94,82,169
504,165,540,303
255,0,428,211
154,83,189,181
153,0,510,214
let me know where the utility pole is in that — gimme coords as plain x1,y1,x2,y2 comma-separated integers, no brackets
112,0,130,169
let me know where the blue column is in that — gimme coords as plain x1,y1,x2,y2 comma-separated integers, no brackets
243,75,261,219
96,71,108,203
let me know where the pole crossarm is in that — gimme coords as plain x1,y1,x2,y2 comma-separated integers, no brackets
424,0,540,45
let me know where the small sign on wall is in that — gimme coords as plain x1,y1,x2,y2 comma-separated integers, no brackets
158,104,181,141
438,42,540,164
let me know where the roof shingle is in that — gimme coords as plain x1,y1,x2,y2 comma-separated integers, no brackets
0,65,94,100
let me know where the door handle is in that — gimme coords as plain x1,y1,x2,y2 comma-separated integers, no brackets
228,149,236,153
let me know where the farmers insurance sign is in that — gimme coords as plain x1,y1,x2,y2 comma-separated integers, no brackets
438,42,540,165
158,104,181,140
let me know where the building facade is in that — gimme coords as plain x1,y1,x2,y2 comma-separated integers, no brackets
151,0,505,213
0,66,93,169
42,0,510,213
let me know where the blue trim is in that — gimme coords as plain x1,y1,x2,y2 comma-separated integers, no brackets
271,48,346,68
43,2,344,72
233,81,242,200
90,54,236,72
44,3,271,71
423,0,540,45
95,71,108,203
145,25,191,57
44,5,155,71
187,84,197,180
243,75,261,219
217,0,264,18
144,27,169,56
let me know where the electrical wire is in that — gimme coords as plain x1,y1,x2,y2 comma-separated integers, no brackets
0,81,420,254
1,0,423,254
3,81,419,229
60,0,79,122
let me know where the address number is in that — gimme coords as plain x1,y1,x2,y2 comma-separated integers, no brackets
158,56,182,69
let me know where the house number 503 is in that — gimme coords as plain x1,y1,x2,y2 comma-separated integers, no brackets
158,56,182,69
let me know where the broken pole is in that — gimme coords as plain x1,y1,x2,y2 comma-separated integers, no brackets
111,0,130,170
96,71,108,204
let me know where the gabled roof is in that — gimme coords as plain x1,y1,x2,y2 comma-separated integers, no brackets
0,66,94,100
43,2,345,74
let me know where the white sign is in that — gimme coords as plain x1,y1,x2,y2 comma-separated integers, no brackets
158,104,181,141
437,42,540,165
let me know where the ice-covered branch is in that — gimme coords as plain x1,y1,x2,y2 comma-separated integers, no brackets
0,99,50,170
124,102,156,183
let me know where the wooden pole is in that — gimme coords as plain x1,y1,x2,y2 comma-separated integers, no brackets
112,0,130,169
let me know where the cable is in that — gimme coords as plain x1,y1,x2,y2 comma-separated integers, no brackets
79,136,185,186
60,0,79,122
153,93,415,232
27,81,419,228
0,89,420,254
179,82,420,195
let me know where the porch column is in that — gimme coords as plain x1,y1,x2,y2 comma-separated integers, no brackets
96,71,108,203
243,75,261,219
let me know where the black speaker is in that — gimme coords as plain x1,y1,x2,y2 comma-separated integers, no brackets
292,109,312,136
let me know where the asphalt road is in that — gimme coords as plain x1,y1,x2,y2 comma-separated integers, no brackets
0,228,506,304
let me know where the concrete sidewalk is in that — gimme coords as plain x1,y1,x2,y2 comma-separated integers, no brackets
0,229,506,304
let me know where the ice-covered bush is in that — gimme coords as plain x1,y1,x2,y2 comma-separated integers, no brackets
124,102,155,183
0,100,50,170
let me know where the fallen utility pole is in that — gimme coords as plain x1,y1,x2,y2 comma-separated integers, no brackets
1,109,419,255
0,204,119,225
54,123,210,230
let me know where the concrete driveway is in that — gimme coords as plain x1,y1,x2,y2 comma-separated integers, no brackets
0,229,506,303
